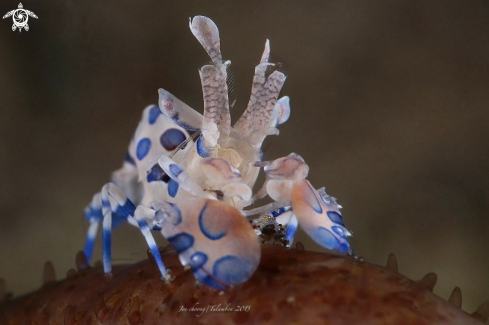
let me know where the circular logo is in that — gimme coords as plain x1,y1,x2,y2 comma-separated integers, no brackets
2,3,38,32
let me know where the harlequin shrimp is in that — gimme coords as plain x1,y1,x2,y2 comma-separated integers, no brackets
83,16,351,290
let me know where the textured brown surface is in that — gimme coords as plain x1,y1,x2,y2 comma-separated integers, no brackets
0,245,483,325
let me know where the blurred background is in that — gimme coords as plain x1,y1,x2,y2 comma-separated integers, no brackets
1,0,488,312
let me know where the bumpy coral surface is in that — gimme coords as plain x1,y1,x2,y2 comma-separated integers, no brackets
0,245,486,325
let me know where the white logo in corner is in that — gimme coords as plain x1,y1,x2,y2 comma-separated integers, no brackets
3,3,38,32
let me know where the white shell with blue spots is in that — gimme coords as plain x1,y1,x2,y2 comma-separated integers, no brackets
125,104,193,205
84,15,351,290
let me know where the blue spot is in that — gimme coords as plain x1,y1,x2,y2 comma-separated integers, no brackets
338,243,350,254
136,138,152,160
160,128,186,151
312,227,341,252
332,225,346,236
168,179,179,198
190,252,208,271
170,204,183,225
213,255,253,285
148,106,162,124
327,211,344,226
124,152,136,165
196,137,210,157
169,164,183,177
170,203,182,226
198,203,225,240
147,164,165,183
167,232,194,253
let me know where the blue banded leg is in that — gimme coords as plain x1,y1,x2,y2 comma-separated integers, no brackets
84,220,99,263
285,213,298,244
269,206,298,244
102,199,113,276
134,205,169,280
84,190,132,263
101,183,171,279
271,205,292,226
83,193,102,263
101,183,137,276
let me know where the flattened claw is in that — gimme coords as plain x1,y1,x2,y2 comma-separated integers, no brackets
158,198,260,289
291,179,351,254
